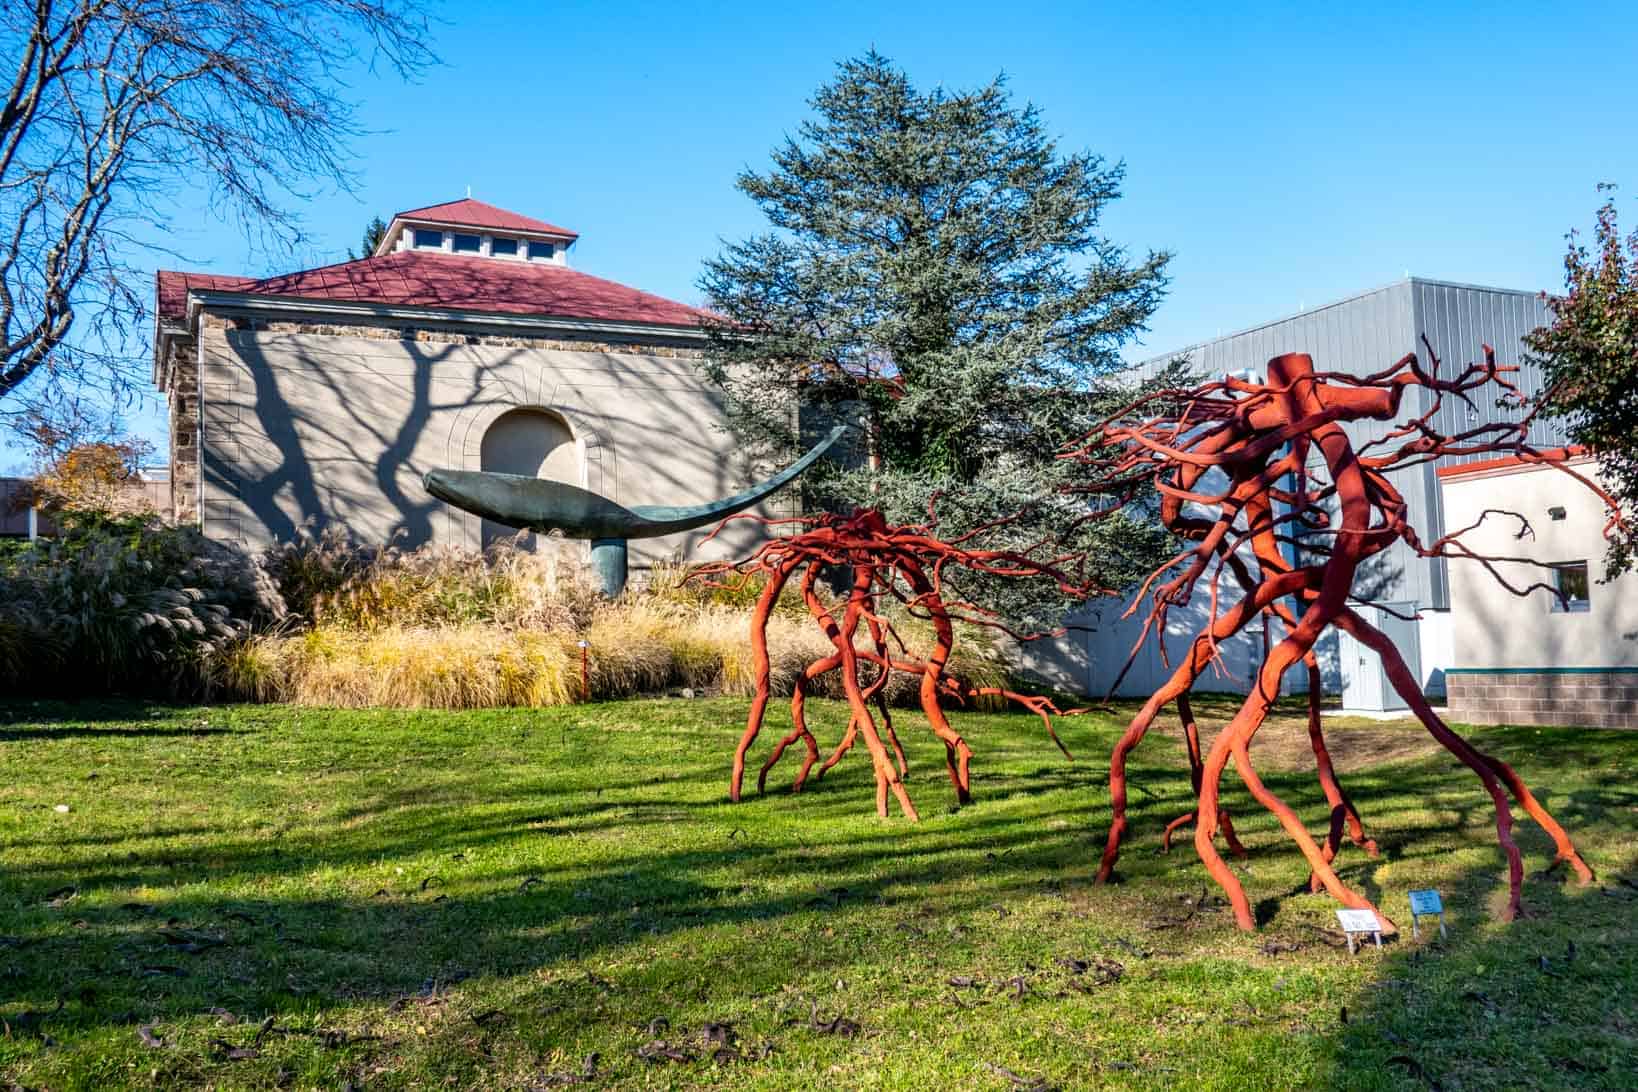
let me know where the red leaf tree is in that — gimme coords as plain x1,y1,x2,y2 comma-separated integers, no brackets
1064,346,1622,931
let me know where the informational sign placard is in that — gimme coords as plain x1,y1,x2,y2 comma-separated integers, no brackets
1336,908,1381,933
1408,889,1447,939
1335,908,1384,953
1408,889,1442,915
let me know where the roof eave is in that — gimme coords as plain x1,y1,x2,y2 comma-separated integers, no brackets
153,310,193,389
184,288,709,342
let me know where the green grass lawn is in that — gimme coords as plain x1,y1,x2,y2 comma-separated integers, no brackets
1,696,1634,1090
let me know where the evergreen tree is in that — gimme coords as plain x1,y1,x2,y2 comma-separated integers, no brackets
350,215,389,260
699,52,1175,625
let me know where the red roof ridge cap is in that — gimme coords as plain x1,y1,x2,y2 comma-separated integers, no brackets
1435,446,1592,480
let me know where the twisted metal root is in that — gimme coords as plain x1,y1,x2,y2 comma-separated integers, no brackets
1071,348,1613,928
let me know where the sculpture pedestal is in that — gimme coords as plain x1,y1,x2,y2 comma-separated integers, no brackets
590,538,628,597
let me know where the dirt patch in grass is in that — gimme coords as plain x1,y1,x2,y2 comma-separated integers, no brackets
1159,694,1443,773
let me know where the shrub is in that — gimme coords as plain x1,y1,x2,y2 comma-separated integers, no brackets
26,438,159,518
5,523,1019,708
268,625,578,709
267,528,602,632
0,515,282,695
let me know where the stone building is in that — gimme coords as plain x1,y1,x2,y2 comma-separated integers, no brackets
154,198,767,566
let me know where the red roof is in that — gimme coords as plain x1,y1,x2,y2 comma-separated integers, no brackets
391,198,577,240
156,250,712,329
156,271,257,321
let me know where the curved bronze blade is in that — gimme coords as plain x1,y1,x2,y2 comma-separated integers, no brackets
423,423,847,539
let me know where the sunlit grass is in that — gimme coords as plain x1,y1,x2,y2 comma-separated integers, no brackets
1,696,1633,1089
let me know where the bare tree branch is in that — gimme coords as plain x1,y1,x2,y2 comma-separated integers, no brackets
0,0,435,420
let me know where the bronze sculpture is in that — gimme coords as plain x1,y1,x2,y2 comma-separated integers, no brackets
423,424,847,595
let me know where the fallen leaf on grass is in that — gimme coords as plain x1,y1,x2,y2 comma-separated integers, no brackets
982,1060,1055,1090
43,886,77,908
209,1037,259,1061
1386,1054,1443,1089
636,1038,695,1063
137,1024,164,1048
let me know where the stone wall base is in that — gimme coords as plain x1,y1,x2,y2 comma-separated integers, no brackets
1447,670,1638,729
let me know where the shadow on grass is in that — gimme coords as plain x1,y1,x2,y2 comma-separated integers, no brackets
1321,854,1638,1090
0,725,240,743
1,697,1633,1088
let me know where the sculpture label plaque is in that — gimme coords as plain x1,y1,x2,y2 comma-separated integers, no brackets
1336,908,1384,953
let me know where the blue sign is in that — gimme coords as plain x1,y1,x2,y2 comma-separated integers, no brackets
1409,889,1443,915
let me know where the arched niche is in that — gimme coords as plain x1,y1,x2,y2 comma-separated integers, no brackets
478,407,578,549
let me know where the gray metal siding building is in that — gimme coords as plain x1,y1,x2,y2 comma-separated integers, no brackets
1025,277,1563,706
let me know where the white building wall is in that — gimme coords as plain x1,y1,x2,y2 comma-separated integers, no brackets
1441,458,1638,669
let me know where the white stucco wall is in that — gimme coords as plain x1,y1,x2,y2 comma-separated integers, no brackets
1440,458,1638,669
193,314,777,565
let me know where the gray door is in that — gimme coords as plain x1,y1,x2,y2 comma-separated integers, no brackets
1340,602,1422,712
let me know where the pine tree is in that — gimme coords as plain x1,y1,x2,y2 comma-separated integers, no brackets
699,52,1175,625
349,215,389,260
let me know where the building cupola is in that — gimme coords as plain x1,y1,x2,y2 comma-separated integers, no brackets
376,198,578,266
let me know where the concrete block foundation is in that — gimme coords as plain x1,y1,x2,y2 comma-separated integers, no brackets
1446,669,1638,729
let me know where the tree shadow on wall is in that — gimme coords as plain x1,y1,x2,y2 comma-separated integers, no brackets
206,333,483,545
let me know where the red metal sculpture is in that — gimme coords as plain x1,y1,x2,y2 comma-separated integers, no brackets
698,507,1090,819
1065,345,1622,931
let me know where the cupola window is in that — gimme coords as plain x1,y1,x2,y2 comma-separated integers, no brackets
452,232,482,254
412,228,444,249
490,237,518,257
528,240,555,262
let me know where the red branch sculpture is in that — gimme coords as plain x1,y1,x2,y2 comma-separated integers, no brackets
698,508,1092,819
1064,344,1625,931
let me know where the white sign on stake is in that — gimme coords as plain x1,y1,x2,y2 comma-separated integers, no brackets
1335,908,1384,954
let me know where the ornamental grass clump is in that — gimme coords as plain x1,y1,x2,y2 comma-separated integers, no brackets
267,528,601,632
0,514,281,695
268,625,578,709
3,521,1015,708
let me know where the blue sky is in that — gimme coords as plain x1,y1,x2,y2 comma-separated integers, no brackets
12,0,1637,466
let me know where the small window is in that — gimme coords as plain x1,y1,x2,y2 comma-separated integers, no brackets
528,240,555,261
490,236,518,257
1549,561,1591,613
451,233,482,254
412,228,444,249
